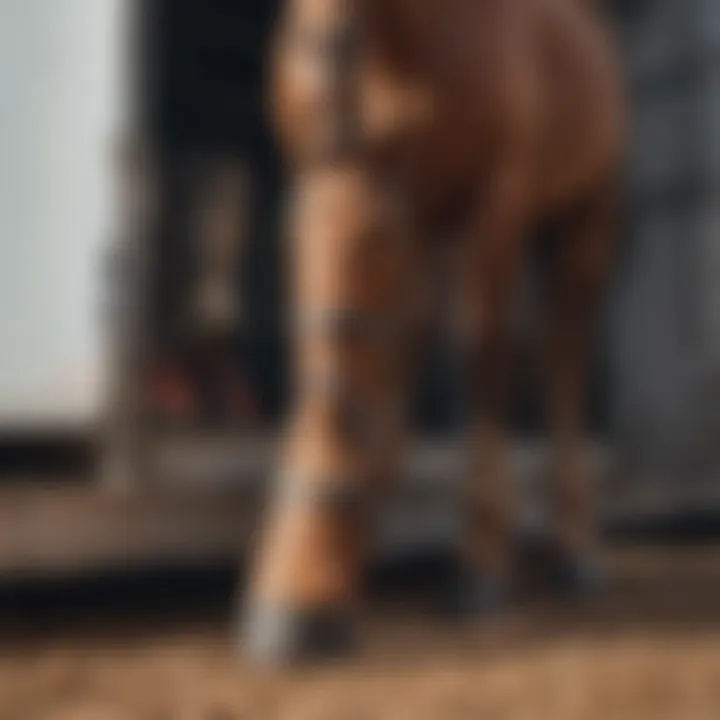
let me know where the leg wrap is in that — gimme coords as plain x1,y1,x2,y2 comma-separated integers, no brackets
294,307,401,346
274,471,371,522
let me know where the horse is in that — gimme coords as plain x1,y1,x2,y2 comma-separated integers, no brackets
243,0,626,663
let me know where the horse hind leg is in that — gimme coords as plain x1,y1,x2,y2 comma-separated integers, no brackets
445,162,532,616
543,183,615,595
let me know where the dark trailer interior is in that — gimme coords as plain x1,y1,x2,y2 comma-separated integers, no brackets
132,0,612,446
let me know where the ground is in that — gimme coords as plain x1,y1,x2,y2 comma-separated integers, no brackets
1,545,720,720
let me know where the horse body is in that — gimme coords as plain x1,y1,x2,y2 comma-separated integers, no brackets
273,0,622,220
245,0,625,663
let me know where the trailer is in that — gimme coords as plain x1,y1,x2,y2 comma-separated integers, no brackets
1,0,719,579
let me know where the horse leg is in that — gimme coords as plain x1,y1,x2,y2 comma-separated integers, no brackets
447,164,531,615
243,165,414,663
544,186,615,594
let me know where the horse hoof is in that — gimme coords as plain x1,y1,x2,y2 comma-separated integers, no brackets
552,556,605,598
242,604,357,666
441,570,510,618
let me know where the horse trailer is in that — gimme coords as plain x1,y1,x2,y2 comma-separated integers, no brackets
1,0,719,578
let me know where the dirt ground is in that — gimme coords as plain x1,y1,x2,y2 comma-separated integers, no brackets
1,545,720,720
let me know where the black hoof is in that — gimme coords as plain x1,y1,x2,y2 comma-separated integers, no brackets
242,604,357,666
552,555,605,598
440,569,510,619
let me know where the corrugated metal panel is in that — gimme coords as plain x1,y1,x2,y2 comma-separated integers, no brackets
697,0,720,51
623,0,694,75
609,0,720,511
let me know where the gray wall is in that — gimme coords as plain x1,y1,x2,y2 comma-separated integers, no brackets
609,0,720,510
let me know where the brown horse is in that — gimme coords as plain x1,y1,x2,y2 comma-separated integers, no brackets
244,0,625,662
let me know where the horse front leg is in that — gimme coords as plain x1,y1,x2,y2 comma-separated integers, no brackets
243,165,412,663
